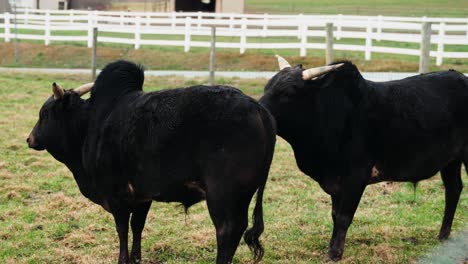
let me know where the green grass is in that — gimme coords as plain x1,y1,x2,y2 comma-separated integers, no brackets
0,72,467,263
245,0,468,17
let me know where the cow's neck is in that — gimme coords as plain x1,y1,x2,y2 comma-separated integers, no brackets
64,157,100,203
60,103,102,205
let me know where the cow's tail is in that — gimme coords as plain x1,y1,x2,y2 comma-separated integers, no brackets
243,106,276,263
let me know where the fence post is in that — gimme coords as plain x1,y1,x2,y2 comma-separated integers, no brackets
4,13,10,43
377,15,382,41
419,22,432,73
209,26,216,86
184,17,191,52
69,10,74,24
146,14,150,27
336,14,343,40
45,10,50,46
262,13,268,37
297,14,303,39
436,22,445,66
325,23,334,64
240,17,247,54
135,16,141,49
91,27,98,81
466,19,468,38
229,14,234,32
197,11,202,31
25,8,29,25
87,12,93,48
120,12,124,26
300,21,307,57
365,19,372,61
171,13,176,30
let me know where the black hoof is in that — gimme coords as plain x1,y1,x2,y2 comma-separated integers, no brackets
328,249,343,261
437,232,449,241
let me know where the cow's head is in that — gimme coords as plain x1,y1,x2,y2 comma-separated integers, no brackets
259,55,346,138
27,82,93,160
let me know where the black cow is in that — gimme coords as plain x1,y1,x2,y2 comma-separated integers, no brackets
27,60,276,264
259,55,466,261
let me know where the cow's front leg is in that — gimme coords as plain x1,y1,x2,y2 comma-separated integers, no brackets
130,201,152,264
112,205,131,264
329,194,341,249
328,162,372,261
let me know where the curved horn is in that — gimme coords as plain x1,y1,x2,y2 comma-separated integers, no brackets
52,82,64,99
73,82,94,97
302,63,344,80
276,54,291,70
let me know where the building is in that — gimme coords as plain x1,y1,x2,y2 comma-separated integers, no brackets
118,0,244,13
9,0,69,10
5,0,243,13
170,0,244,13
1,1,12,12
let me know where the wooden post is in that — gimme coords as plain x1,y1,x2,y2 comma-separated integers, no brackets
365,19,372,61
87,12,93,48
466,19,468,38
197,11,202,31
300,21,307,57
209,26,216,86
25,8,29,25
44,10,50,45
91,27,98,81
69,10,74,24
297,14,303,39
377,15,382,41
436,22,445,66
325,23,334,64
419,22,432,73
184,17,191,52
4,12,10,42
135,16,141,49
229,14,234,32
171,13,176,30
336,14,343,40
262,13,268,37
240,17,247,54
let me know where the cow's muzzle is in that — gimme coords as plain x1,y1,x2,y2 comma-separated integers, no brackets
27,134,43,150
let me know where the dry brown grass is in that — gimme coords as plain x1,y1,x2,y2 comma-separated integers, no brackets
1,42,467,73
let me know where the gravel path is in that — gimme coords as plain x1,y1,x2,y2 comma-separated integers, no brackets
0,67,444,82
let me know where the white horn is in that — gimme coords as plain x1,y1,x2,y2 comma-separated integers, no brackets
52,82,64,99
73,82,94,97
276,54,291,70
302,63,344,80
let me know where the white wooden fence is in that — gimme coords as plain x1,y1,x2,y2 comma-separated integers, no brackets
1,9,467,66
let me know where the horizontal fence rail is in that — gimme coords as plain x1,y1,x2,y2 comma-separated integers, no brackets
1,9,467,66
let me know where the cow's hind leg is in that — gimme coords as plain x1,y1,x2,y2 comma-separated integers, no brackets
207,190,251,264
130,201,152,263
438,159,463,240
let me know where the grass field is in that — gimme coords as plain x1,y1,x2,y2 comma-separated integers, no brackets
0,72,466,263
110,0,468,17
246,0,468,17
1,42,467,73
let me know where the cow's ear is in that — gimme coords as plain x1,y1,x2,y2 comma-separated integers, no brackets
294,64,303,69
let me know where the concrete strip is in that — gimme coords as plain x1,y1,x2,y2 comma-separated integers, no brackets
0,67,466,82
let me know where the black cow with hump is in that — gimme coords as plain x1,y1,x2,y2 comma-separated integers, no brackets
27,60,276,264
259,55,466,261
